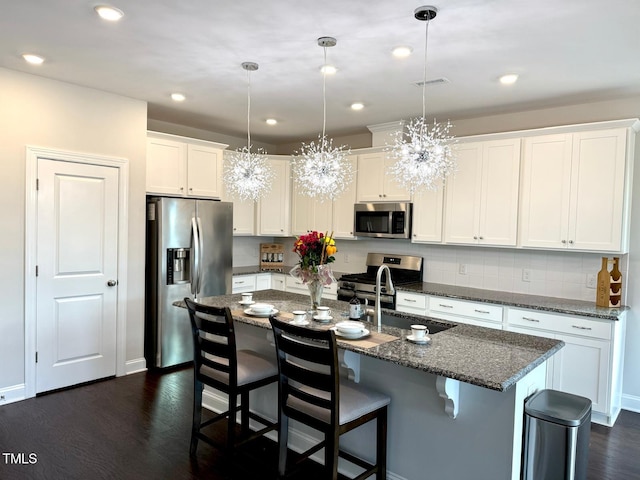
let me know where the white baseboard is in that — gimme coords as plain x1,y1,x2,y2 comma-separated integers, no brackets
0,383,26,406
125,357,147,375
201,389,405,480
622,393,640,413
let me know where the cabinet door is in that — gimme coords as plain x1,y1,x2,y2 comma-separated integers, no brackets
146,137,186,195
271,274,286,291
186,144,223,198
290,184,314,236
258,158,291,236
411,181,444,243
444,143,483,244
232,275,256,293
478,139,521,246
356,152,384,202
552,333,610,415
382,152,411,201
332,155,358,238
569,128,626,251
231,198,255,235
519,134,573,248
508,325,554,387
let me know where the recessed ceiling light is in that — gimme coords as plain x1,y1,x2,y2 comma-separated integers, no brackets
320,64,337,75
499,73,519,85
22,54,44,65
392,46,413,58
350,102,364,111
266,118,278,126
94,5,124,21
171,93,186,102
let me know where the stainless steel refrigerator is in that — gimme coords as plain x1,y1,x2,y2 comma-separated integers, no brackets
145,196,233,368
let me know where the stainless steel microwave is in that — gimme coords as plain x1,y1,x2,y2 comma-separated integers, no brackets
354,203,412,239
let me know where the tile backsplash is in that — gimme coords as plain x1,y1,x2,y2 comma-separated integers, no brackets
233,236,627,304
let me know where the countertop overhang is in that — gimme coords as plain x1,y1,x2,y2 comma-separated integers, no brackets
176,290,564,392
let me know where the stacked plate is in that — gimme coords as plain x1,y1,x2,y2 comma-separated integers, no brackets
331,321,369,340
244,303,278,317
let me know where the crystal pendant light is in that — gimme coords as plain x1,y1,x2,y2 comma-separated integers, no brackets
389,6,456,194
224,62,274,202
292,37,354,202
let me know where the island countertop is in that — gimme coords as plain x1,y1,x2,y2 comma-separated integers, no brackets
178,290,563,392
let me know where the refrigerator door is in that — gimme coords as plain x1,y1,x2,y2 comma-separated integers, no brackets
195,200,233,298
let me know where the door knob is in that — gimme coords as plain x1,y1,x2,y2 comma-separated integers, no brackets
107,280,118,287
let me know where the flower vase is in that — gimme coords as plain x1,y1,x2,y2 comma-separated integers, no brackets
307,279,324,310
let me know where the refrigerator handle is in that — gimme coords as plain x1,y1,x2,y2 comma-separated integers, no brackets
190,217,200,297
196,216,204,296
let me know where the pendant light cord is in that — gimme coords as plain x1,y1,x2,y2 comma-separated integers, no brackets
322,45,328,146
246,68,252,152
421,17,430,136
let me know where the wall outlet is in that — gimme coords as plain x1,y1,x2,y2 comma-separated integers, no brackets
586,273,597,289
459,263,468,275
522,269,531,282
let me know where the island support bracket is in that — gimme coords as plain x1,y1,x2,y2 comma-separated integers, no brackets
339,350,360,383
436,376,460,419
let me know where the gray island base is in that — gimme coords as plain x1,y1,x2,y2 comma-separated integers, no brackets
177,290,563,480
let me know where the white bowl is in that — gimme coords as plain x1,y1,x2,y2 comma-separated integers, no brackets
250,303,274,314
335,321,364,334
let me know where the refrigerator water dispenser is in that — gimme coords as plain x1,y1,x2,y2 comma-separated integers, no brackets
167,248,190,284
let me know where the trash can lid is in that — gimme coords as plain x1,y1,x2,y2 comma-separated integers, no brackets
525,389,592,427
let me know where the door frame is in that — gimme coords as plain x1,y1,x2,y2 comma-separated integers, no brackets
24,146,129,398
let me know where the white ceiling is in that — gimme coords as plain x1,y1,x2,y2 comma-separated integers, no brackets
2,0,639,145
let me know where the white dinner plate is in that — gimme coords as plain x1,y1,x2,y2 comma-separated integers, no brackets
406,334,431,345
331,327,370,340
244,308,279,318
313,315,333,323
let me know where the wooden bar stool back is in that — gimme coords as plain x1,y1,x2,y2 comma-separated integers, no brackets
269,316,390,480
184,298,278,457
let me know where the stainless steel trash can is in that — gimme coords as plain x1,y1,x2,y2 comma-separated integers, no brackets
522,389,592,480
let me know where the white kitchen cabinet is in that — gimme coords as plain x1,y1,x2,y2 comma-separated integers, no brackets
395,291,428,316
507,308,625,426
255,273,271,291
231,274,257,293
284,276,338,300
271,273,286,291
146,132,226,198
257,156,291,236
444,139,521,246
411,181,444,243
222,152,256,236
356,151,410,202
520,128,628,252
290,184,333,236
331,155,358,239
428,296,503,330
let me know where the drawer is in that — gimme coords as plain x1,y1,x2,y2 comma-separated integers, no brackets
507,309,611,340
396,291,427,310
231,275,256,293
430,297,503,324
285,276,338,295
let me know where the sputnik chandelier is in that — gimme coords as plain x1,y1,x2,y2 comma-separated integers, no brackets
224,62,274,202
389,6,456,194
292,37,354,202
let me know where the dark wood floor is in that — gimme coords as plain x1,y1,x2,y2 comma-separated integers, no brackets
1,367,639,479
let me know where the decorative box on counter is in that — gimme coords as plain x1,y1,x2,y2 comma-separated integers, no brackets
596,257,622,308
260,243,284,272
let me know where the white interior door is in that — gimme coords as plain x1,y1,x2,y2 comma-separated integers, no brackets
36,158,119,393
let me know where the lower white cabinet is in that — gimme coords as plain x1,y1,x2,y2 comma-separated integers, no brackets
507,308,625,426
284,276,338,300
256,273,271,291
395,291,428,316
231,274,257,294
428,297,503,330
271,273,286,291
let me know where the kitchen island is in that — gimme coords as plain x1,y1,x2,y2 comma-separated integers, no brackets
180,290,563,480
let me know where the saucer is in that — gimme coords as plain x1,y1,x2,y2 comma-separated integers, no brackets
331,327,370,340
238,300,255,306
289,319,310,326
406,334,431,345
313,315,333,323
244,308,279,318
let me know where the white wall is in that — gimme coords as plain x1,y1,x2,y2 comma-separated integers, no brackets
0,68,147,394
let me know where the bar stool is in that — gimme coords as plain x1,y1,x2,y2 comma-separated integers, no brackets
269,316,390,479
184,298,278,457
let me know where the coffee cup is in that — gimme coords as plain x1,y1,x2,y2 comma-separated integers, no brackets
316,306,331,318
411,324,428,339
292,310,307,323
241,293,253,302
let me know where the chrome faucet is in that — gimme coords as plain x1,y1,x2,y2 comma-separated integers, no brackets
365,264,395,332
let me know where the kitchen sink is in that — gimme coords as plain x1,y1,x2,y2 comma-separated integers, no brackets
363,313,454,334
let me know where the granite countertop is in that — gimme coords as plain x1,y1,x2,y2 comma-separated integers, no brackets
178,290,563,393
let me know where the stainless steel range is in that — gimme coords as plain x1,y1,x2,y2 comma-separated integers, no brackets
337,253,423,309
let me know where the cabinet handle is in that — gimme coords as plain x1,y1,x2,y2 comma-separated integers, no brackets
474,309,490,314
180,187,184,191
189,187,193,191
572,325,592,331
438,304,453,308
561,240,567,244
403,298,417,303
568,240,574,245
479,236,484,240
235,280,245,285
473,236,478,240
522,316,540,322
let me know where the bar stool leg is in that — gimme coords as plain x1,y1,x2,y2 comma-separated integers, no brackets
277,414,289,477
377,407,388,480
190,381,203,456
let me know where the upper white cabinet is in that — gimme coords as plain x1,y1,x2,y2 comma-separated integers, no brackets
444,139,521,246
519,128,628,252
411,181,444,243
356,151,410,202
331,155,359,239
257,155,291,236
222,151,256,236
146,132,226,198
